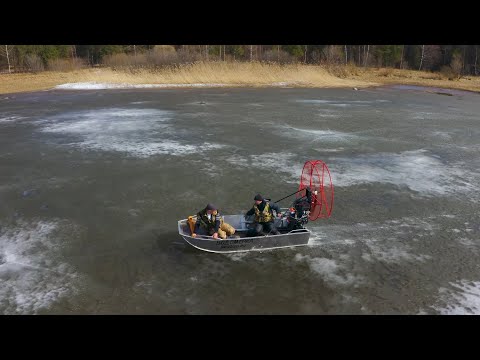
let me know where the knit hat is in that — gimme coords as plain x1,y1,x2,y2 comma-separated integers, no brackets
206,203,217,211
254,194,264,201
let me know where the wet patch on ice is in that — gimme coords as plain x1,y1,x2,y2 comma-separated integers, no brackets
411,112,437,120
296,99,387,105
408,110,474,121
224,154,250,167
129,101,151,105
0,115,26,124
365,241,432,263
250,153,303,182
314,147,345,153
224,252,250,262
0,219,82,314
430,131,453,140
443,221,479,250
225,152,302,184
308,217,436,264
55,82,228,90
280,126,360,143
295,99,391,109
294,253,362,286
330,149,479,196
433,280,480,315
39,108,225,157
316,113,340,118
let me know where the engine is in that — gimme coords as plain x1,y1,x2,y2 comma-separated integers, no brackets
286,187,312,230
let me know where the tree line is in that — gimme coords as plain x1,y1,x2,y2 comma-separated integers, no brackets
0,45,478,76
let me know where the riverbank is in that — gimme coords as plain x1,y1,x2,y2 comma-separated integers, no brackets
1,62,479,95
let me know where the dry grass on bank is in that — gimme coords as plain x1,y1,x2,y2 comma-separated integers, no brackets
350,67,480,92
1,62,480,95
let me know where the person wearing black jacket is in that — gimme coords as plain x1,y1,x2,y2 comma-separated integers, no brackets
245,194,282,237
193,203,235,239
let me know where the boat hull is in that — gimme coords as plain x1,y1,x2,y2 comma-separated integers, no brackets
178,214,311,253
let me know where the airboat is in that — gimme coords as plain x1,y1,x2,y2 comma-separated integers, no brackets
177,160,334,253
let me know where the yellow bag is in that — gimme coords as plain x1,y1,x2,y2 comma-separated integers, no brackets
187,216,196,235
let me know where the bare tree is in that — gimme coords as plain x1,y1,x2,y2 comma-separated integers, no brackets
451,52,463,79
304,45,308,63
364,45,370,67
400,45,404,69
475,46,478,76
419,45,425,70
323,45,343,64
250,45,253,61
344,45,348,65
1,45,13,73
6,45,11,73
421,45,442,71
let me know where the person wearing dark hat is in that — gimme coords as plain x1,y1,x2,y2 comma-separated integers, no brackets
192,203,235,239
244,194,282,237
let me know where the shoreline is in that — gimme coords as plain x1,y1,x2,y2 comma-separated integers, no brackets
1,64,479,95
48,82,480,97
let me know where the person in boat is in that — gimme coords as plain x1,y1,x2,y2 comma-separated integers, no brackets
244,194,282,237
192,203,236,239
